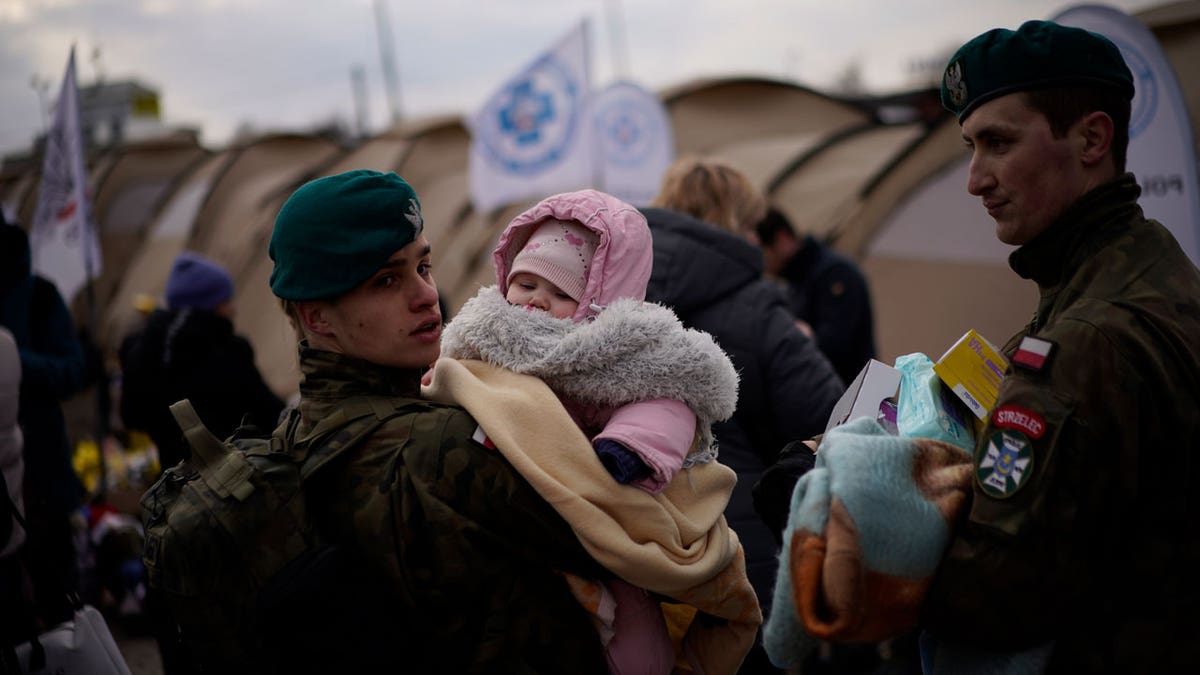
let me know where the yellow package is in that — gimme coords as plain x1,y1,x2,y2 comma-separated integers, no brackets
933,329,1008,420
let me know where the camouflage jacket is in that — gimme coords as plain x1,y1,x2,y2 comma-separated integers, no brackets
922,175,1200,672
294,346,608,674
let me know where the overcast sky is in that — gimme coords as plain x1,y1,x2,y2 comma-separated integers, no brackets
0,0,1157,157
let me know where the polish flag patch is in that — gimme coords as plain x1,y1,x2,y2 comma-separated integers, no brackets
472,425,496,450
1012,336,1055,372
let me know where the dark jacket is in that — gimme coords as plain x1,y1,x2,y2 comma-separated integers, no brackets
0,226,86,515
640,207,844,617
298,347,608,673
779,234,877,385
119,307,284,470
922,175,1200,672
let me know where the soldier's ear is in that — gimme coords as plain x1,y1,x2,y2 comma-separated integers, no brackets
293,300,336,338
1076,110,1114,169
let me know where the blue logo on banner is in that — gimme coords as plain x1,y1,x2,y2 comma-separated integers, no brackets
595,93,660,168
1110,36,1157,139
477,55,581,176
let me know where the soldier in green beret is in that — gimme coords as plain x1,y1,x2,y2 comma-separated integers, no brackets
265,170,608,672
922,20,1200,671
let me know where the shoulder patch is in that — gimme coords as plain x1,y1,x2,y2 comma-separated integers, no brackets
976,430,1034,499
1012,336,1056,372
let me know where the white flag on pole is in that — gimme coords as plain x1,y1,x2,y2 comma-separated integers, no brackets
468,20,595,213
1055,5,1200,267
31,45,101,305
593,80,674,207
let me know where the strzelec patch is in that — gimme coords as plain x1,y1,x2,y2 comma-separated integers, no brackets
976,429,1034,498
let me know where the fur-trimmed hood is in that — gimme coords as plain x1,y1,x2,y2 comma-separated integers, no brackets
440,285,739,459
493,189,653,323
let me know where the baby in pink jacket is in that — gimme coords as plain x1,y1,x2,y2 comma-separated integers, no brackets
439,189,739,674
503,218,696,490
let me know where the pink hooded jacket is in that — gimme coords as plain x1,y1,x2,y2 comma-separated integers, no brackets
493,189,696,493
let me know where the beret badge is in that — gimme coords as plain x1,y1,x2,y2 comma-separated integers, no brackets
945,60,968,108
405,197,424,232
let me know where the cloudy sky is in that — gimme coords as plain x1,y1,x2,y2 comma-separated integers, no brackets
0,0,1156,157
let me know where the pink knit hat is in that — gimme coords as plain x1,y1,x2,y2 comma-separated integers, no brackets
507,219,599,303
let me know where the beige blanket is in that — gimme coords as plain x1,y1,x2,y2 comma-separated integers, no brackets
423,358,762,674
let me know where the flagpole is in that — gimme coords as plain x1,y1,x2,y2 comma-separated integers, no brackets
71,46,108,501
582,17,605,193
374,0,403,124
602,0,631,80
74,46,109,502
81,171,107,504
32,45,109,500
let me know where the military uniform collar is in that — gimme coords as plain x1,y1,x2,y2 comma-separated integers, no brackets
297,342,424,399
1008,173,1142,287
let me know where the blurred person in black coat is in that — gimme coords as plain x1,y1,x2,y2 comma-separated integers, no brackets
646,157,845,674
756,207,877,386
119,251,284,472
0,218,88,628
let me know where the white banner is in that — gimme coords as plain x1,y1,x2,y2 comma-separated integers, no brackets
30,45,101,304
1055,4,1200,268
468,20,596,213
593,80,674,207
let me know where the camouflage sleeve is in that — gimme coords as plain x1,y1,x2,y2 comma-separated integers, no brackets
379,405,606,580
922,317,1138,647
333,403,609,669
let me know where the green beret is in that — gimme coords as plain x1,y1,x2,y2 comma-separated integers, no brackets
942,20,1134,122
269,170,424,301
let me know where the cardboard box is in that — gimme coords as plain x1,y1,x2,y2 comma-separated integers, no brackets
933,329,1008,420
825,359,902,434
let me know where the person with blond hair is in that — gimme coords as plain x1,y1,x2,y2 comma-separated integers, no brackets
646,157,843,673
653,157,768,242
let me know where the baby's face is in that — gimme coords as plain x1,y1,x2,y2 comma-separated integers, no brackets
506,272,579,319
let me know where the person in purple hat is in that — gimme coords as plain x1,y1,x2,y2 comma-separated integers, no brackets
118,251,283,472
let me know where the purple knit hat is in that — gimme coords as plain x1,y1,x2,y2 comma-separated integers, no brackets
165,252,234,311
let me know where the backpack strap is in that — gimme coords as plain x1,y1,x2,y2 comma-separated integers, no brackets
169,399,225,467
168,399,256,501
